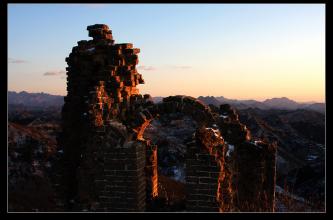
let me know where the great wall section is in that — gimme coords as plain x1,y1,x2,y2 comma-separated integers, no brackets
58,24,277,212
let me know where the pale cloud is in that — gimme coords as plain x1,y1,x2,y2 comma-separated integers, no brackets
43,70,66,76
170,65,192,69
137,66,156,71
8,58,28,64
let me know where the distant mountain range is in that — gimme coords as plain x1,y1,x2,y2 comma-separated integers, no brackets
7,91,325,114
197,96,325,114
8,91,64,108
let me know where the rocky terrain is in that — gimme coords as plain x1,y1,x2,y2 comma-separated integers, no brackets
8,115,62,211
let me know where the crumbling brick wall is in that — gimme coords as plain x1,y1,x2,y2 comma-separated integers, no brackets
60,24,277,212
139,97,233,212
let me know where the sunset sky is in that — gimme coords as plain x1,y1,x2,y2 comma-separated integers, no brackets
8,4,325,102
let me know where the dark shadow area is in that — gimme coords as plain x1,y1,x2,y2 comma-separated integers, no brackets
144,113,197,211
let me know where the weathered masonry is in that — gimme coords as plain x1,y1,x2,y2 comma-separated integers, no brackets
60,24,277,212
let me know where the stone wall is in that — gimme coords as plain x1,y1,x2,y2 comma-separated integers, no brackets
185,129,221,212
99,138,146,211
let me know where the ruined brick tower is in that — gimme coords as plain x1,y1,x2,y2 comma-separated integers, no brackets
60,24,277,212
61,24,147,211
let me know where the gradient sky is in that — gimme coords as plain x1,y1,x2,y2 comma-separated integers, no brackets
8,4,325,102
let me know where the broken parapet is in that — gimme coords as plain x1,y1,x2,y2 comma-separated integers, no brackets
215,104,277,211
234,141,277,212
186,126,233,212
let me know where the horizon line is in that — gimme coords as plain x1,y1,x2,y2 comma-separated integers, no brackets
8,90,325,104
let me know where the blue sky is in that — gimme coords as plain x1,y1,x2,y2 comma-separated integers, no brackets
8,4,325,102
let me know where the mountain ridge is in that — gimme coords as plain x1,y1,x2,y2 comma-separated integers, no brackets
8,91,325,114
8,91,64,108
198,96,325,114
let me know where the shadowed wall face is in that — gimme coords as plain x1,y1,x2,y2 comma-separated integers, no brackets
234,141,277,212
